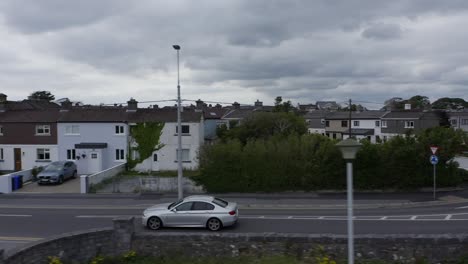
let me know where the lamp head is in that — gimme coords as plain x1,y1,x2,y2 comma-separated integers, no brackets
173,45,181,50
336,138,362,160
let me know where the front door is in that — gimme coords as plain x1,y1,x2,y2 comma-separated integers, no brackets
88,151,101,174
14,148,21,171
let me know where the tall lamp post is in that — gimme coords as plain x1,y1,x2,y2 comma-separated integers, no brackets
336,138,362,264
173,44,183,200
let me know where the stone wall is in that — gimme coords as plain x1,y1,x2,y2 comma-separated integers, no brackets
2,217,468,264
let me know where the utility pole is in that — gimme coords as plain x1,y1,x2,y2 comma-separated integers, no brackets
349,99,352,138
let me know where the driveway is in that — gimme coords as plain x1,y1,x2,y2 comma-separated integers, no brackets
13,177,81,194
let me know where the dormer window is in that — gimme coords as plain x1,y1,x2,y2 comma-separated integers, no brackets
36,125,51,135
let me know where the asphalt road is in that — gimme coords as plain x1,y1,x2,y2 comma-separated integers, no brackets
1,194,468,252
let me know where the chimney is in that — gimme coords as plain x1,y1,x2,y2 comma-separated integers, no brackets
215,103,222,109
127,98,138,112
60,99,72,112
0,93,6,112
404,104,411,110
153,104,159,109
254,99,263,108
196,99,204,109
232,102,240,109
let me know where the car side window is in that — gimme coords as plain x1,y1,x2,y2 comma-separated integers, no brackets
175,202,193,211
192,202,215,211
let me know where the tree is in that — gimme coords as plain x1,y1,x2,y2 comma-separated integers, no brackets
432,97,467,110
29,91,55,101
273,96,293,112
407,95,430,110
220,112,307,144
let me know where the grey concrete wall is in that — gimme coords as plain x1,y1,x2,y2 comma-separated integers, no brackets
3,217,468,264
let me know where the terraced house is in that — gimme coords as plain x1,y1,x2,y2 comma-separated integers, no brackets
0,95,204,174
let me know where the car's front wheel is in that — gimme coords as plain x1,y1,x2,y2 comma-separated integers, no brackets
206,218,222,231
147,216,162,230
58,176,64,184
72,171,77,179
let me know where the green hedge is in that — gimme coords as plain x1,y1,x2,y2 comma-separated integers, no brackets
194,127,466,192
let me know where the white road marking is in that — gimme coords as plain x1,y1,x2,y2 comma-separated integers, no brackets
456,205,468,209
380,216,387,220
410,216,417,220
76,215,141,219
445,214,452,220
0,214,32,217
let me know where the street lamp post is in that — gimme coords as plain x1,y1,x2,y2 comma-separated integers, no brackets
336,138,362,264
173,44,183,200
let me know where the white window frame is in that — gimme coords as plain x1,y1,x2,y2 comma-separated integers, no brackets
65,125,80,135
381,120,387,128
115,125,125,135
67,149,76,160
353,121,360,127
404,121,415,128
0,148,3,160
176,149,190,162
462,119,468,126
115,149,125,161
37,148,51,160
375,121,380,127
36,125,51,135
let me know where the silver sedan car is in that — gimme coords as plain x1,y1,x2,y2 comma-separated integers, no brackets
142,195,238,231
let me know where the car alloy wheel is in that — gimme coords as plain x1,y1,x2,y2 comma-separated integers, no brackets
58,177,64,184
207,218,222,231
147,216,162,230
72,171,77,179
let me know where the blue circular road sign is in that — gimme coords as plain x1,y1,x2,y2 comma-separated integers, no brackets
430,155,439,165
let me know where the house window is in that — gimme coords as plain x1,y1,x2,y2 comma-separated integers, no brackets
67,149,76,160
383,136,388,142
353,121,360,127
36,125,51,135
115,149,125,161
176,149,190,162
375,121,380,127
0,148,3,160
405,121,415,128
325,121,330,127
332,133,337,139
341,121,348,127
37,148,51,160
115,125,125,134
65,125,80,135
0,125,3,135
91,153,98,159
462,119,468,125
381,121,387,128
176,125,190,134
153,154,158,162
450,119,457,125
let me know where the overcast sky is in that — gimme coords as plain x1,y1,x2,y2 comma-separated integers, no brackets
1,1,468,109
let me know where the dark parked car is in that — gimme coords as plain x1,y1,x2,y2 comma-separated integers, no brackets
37,161,77,185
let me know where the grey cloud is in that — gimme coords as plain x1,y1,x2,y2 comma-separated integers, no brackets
362,23,403,40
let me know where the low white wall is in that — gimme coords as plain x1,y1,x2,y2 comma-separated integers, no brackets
81,163,126,194
0,169,33,194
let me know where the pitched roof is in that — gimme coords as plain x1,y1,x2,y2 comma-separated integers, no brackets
2,100,60,111
381,111,425,119
0,109,61,122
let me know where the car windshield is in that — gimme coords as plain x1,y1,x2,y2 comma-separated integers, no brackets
212,197,228,208
44,163,64,172
168,199,184,209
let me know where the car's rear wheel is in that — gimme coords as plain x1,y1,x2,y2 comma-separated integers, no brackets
206,218,222,231
147,216,162,230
